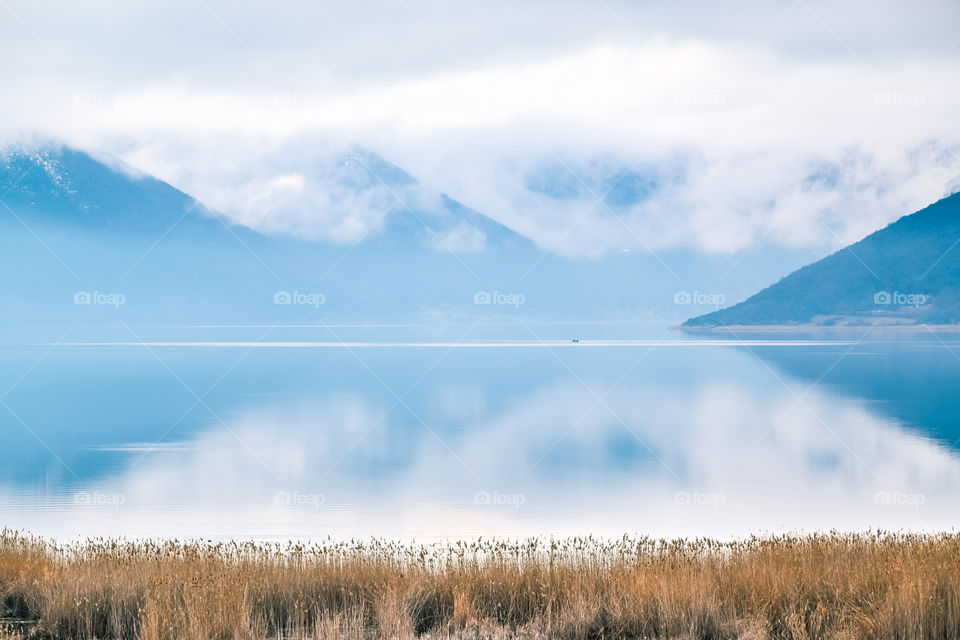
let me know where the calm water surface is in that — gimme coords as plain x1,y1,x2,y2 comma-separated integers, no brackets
2,323,959,541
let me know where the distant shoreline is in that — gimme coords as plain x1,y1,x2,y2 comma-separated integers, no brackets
678,322,960,334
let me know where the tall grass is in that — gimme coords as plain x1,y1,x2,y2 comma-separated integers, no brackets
1,530,959,639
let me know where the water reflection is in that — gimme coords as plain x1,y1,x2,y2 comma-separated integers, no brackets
749,339,960,447
1,335,959,540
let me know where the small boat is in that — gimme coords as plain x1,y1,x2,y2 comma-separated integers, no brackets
571,338,580,343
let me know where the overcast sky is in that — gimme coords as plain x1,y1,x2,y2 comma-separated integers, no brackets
3,0,960,256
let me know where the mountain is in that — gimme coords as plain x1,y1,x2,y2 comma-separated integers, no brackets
0,141,817,333
684,192,960,328
273,145,530,252
0,142,520,249
0,143,221,236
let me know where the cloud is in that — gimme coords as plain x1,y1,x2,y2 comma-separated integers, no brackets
2,1,959,256
119,136,490,248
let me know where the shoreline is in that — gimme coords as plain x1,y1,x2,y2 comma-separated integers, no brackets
677,322,960,334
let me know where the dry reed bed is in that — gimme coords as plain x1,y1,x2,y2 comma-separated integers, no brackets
1,530,959,639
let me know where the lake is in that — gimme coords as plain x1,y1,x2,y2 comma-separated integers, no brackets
2,322,959,541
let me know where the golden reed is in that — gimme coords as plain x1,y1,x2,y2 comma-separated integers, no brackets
1,530,959,639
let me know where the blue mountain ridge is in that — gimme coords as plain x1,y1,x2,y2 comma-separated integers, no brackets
684,191,960,327
0,142,816,332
